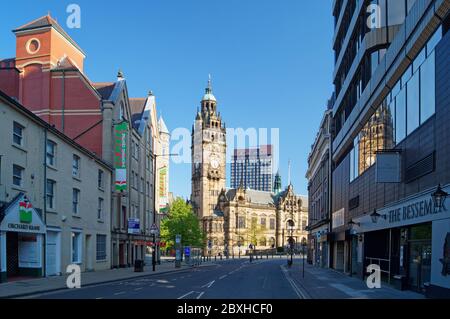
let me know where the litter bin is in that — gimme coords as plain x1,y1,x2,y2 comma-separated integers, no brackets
134,259,144,272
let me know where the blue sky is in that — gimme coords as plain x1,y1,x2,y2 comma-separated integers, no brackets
0,0,334,199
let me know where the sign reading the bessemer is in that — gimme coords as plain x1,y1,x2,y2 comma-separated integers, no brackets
387,198,447,224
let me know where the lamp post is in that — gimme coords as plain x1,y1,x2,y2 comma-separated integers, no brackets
301,237,307,278
287,221,295,267
152,153,178,272
432,184,448,210
370,209,387,223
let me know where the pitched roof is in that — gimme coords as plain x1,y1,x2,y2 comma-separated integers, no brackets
158,116,169,134
93,82,116,100
129,98,146,130
225,189,275,205
13,15,85,55
129,98,146,116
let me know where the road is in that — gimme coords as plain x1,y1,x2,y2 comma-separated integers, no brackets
28,258,303,299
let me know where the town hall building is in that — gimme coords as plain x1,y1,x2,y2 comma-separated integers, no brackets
190,79,308,256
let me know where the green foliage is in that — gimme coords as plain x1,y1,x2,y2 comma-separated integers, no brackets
160,198,204,250
242,217,266,248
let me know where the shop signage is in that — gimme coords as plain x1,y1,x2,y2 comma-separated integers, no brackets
114,122,128,192
159,166,168,212
332,208,345,229
0,195,46,234
355,186,450,233
127,218,140,234
386,197,447,224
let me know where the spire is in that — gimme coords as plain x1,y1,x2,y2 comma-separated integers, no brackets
117,69,124,80
202,74,216,102
274,171,282,195
288,160,291,186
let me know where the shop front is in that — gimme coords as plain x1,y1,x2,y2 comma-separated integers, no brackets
0,194,46,283
310,225,330,268
353,185,450,297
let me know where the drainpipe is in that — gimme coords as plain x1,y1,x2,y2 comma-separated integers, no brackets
43,127,48,277
61,71,66,133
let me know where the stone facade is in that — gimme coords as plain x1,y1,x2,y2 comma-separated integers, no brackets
0,91,112,282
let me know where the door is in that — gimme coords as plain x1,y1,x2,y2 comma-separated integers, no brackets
46,231,60,276
6,232,19,277
335,241,345,271
409,241,432,292
85,235,93,271
119,244,124,266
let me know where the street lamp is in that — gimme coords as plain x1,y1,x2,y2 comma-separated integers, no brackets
301,237,307,278
152,153,178,272
432,184,448,210
287,221,295,267
370,209,387,224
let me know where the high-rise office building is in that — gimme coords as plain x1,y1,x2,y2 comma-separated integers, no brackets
230,145,273,192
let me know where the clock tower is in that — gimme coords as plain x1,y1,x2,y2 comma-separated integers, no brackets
191,77,227,220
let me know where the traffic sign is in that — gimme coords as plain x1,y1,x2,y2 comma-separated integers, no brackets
185,247,191,257
150,223,159,235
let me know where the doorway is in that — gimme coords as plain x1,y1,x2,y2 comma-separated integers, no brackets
85,235,93,271
6,232,19,277
408,224,432,293
119,243,125,267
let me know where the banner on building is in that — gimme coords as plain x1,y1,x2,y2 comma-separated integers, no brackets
159,166,168,212
114,122,128,191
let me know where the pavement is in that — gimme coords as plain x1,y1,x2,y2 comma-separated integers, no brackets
284,258,424,299
3,256,425,299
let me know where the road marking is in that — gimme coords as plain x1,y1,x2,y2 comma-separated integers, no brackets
201,280,215,289
219,275,227,280
114,291,126,296
196,292,205,299
96,297,104,300
280,265,308,299
178,291,195,299
134,288,143,291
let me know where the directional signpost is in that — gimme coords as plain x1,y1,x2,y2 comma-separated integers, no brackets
175,234,182,268
150,223,159,272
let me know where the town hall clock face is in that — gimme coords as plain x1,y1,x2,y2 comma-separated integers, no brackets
210,154,220,169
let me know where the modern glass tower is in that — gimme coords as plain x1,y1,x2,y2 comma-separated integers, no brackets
230,145,273,192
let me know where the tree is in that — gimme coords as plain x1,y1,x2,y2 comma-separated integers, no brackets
160,198,204,251
242,217,266,249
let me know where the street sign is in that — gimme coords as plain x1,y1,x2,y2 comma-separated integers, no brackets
150,223,159,235
184,247,191,257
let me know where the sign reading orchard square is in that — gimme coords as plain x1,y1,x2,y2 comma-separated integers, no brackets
114,122,128,191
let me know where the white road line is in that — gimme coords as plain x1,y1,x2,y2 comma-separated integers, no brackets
201,280,215,289
134,288,143,291
96,297,104,300
177,291,195,299
219,275,227,280
196,292,205,299
280,265,308,299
